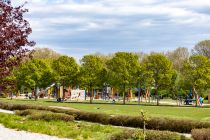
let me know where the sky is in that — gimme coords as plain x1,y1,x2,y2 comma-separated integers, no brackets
12,0,210,59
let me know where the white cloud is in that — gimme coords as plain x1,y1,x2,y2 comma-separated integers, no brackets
11,0,210,59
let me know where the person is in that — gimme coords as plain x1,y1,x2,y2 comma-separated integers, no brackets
199,96,204,107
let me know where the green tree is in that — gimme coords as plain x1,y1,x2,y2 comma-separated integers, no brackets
182,55,210,106
144,53,175,105
15,59,54,100
79,55,105,104
107,52,139,104
52,56,79,92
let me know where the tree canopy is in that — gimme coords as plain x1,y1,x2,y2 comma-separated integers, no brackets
192,40,210,59
144,53,176,105
107,52,139,104
52,56,79,87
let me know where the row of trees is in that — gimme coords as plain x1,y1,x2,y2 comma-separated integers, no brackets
10,41,210,105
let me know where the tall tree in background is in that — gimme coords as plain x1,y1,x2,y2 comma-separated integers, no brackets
52,56,79,90
32,48,61,60
144,53,175,105
79,55,104,104
166,47,189,72
192,40,210,59
182,55,210,106
0,1,35,92
107,52,139,105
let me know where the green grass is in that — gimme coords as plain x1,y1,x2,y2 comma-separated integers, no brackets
0,113,123,140
1,98,210,121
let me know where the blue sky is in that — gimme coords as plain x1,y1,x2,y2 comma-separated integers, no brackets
12,0,210,59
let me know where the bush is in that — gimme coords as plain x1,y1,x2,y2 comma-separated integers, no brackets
191,129,210,140
29,112,74,122
15,109,34,116
110,129,144,140
146,130,183,140
109,115,210,133
110,129,186,140
16,109,74,122
109,115,143,127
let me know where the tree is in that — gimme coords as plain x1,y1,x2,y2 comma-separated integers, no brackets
192,40,210,59
144,53,175,105
182,55,210,106
32,48,61,60
135,62,153,104
107,52,139,104
0,1,35,92
79,55,105,104
166,47,189,72
52,56,79,94
15,59,54,100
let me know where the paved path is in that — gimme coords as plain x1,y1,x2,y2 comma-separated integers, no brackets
0,109,14,114
0,109,71,140
0,124,71,140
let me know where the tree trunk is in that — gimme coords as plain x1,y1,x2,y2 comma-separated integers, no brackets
138,82,140,105
156,90,159,106
35,87,38,101
123,84,126,105
62,80,65,101
89,86,92,104
193,86,198,107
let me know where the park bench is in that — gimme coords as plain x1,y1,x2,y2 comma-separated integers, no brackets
184,99,196,105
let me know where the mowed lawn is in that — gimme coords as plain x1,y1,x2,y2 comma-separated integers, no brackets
1,98,210,121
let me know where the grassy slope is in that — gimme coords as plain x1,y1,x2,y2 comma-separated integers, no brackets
1,98,210,121
0,113,122,140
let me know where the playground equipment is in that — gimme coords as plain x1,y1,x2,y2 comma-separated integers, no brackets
70,89,85,100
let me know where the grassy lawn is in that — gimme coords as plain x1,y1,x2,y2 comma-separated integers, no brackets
0,112,123,140
1,98,210,121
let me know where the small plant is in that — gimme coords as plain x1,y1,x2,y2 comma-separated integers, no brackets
140,109,150,140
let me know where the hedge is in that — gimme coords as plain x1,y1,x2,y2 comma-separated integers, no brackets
110,129,189,140
191,128,210,140
15,109,74,122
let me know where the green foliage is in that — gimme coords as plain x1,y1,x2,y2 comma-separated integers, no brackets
182,55,210,93
107,52,139,86
107,52,140,104
79,55,105,88
144,53,175,91
15,59,55,89
52,56,79,86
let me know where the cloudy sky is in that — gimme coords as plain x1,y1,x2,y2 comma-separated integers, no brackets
12,0,210,59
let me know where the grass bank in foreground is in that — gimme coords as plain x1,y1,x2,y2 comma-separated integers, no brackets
0,112,189,140
1,98,210,121
0,112,122,140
